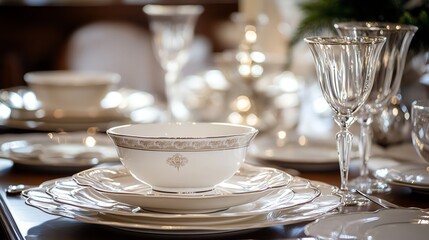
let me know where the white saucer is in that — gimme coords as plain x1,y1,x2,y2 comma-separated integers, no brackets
73,164,293,213
22,179,341,234
0,132,118,171
46,176,320,219
305,208,429,240
0,87,165,131
374,163,429,193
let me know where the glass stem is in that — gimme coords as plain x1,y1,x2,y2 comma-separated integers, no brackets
336,126,353,192
164,70,180,119
358,113,373,178
164,70,179,100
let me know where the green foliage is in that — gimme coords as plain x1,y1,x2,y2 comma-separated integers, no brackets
291,0,429,54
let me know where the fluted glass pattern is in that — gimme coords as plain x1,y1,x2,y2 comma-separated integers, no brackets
335,22,417,112
305,37,385,118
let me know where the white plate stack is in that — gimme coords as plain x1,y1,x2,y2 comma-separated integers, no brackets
22,164,342,235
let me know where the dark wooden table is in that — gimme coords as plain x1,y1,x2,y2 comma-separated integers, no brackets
0,137,428,239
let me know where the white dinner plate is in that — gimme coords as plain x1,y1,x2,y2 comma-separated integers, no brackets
248,135,384,171
22,179,341,235
73,164,294,213
0,87,165,131
305,208,429,240
0,132,118,171
46,176,320,219
248,135,340,171
374,163,429,193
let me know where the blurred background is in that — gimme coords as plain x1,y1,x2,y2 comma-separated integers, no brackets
0,0,428,141
0,0,300,94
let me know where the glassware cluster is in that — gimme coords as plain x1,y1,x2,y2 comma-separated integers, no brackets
335,22,417,194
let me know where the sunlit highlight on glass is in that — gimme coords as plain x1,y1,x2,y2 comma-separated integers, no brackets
205,70,230,90
0,104,11,118
246,113,258,126
9,92,23,108
101,91,122,109
22,92,40,110
277,130,287,140
228,111,243,124
84,136,97,147
235,96,251,112
298,136,307,146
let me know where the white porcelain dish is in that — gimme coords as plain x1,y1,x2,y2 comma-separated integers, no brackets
305,208,429,240
0,132,118,171
248,135,339,171
106,122,258,193
374,163,429,193
22,179,341,235
24,70,120,112
248,135,383,171
47,176,320,219
0,87,165,131
73,164,293,213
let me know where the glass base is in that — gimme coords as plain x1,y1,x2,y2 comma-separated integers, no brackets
341,190,370,206
348,176,392,194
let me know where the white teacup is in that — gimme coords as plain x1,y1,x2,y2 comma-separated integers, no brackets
24,70,120,113
107,122,258,193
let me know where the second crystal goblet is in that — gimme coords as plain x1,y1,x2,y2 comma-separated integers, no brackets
411,99,429,163
143,4,204,120
335,22,418,194
305,36,386,205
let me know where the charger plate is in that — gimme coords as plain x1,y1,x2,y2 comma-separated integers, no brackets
22,179,341,235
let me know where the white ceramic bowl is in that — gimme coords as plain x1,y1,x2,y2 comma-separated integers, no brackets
24,70,120,113
107,122,258,193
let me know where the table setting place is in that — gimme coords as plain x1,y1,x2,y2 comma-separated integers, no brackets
1,3,429,240
17,122,343,236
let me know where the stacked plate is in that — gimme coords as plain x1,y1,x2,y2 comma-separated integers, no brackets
22,163,342,234
0,132,119,171
305,208,429,239
0,87,165,131
374,163,429,194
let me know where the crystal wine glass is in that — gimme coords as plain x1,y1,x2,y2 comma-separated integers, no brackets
411,99,429,163
305,36,386,205
143,5,204,120
335,22,417,194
